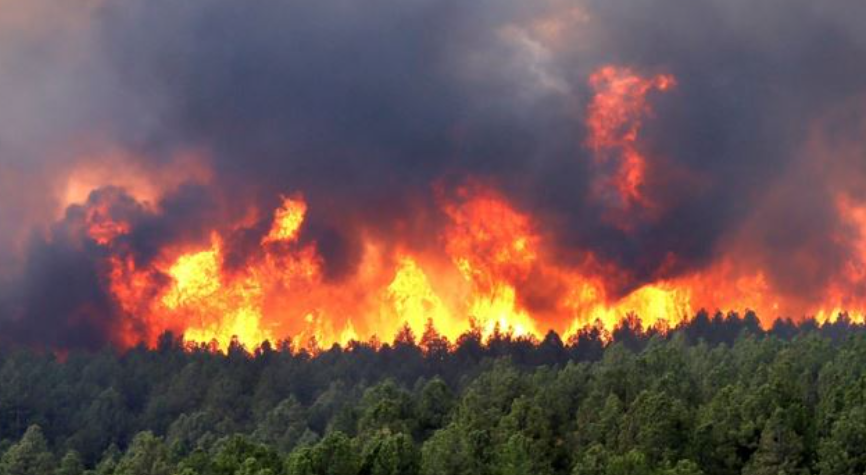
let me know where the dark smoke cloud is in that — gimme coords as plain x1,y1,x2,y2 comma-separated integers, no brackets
1,188,140,349
1,0,865,348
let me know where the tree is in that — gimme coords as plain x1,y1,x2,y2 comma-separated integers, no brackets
113,432,172,475
166,409,228,452
315,432,359,475
55,451,84,475
0,425,55,475
816,406,866,475
492,396,555,474
490,433,550,475
659,459,704,475
692,384,758,475
605,450,652,475
286,431,359,475
619,390,689,463
572,444,608,475
285,446,316,475
237,456,279,475
93,444,121,475
174,449,213,475
1,318,866,475
576,393,623,449
253,397,310,453
357,381,414,437
361,432,420,475
420,424,473,475
415,378,454,436
68,387,130,462
743,409,805,475
212,435,283,475
420,320,450,362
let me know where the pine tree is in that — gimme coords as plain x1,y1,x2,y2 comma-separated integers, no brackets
0,425,55,475
743,409,805,475
55,451,84,475
113,432,172,475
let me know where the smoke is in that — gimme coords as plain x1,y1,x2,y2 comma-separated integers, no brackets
1,0,865,348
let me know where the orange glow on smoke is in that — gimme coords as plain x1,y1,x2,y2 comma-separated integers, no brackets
104,191,552,349
586,65,676,221
65,65,866,351
85,202,131,245
95,183,866,351
60,148,212,215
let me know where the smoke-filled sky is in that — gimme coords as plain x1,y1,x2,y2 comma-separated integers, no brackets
1,0,865,349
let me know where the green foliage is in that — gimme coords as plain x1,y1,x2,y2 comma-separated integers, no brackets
357,381,415,437
571,444,608,475
253,397,309,453
55,451,84,475
285,432,358,475
2,321,866,474
0,425,54,475
361,432,419,475
815,406,866,474
166,410,226,453
113,432,171,475
743,408,806,475
619,389,689,463
659,460,704,475
211,435,284,475
93,444,120,475
420,424,473,475
491,433,551,475
415,378,455,436
606,450,653,475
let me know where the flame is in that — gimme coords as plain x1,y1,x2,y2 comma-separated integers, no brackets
102,189,553,349
95,180,866,351
586,65,676,220
161,244,223,309
263,196,307,244
61,65,866,352
387,257,456,336
160,236,272,349
443,188,541,337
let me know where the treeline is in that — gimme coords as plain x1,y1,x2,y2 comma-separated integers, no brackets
2,311,866,474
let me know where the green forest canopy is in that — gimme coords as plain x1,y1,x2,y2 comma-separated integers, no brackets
2,311,866,475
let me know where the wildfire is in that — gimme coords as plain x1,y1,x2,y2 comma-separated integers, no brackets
159,237,272,349
387,257,456,337
443,188,541,338
45,64,866,352
80,180,866,351
90,187,681,350
262,196,307,244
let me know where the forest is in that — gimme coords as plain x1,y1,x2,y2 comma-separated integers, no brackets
2,311,866,475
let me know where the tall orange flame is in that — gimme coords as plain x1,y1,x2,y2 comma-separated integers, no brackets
94,181,866,351
586,65,676,222
60,65,866,351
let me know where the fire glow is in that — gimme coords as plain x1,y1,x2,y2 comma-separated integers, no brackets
586,67,675,208
98,185,866,351
97,186,866,352
25,64,866,351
